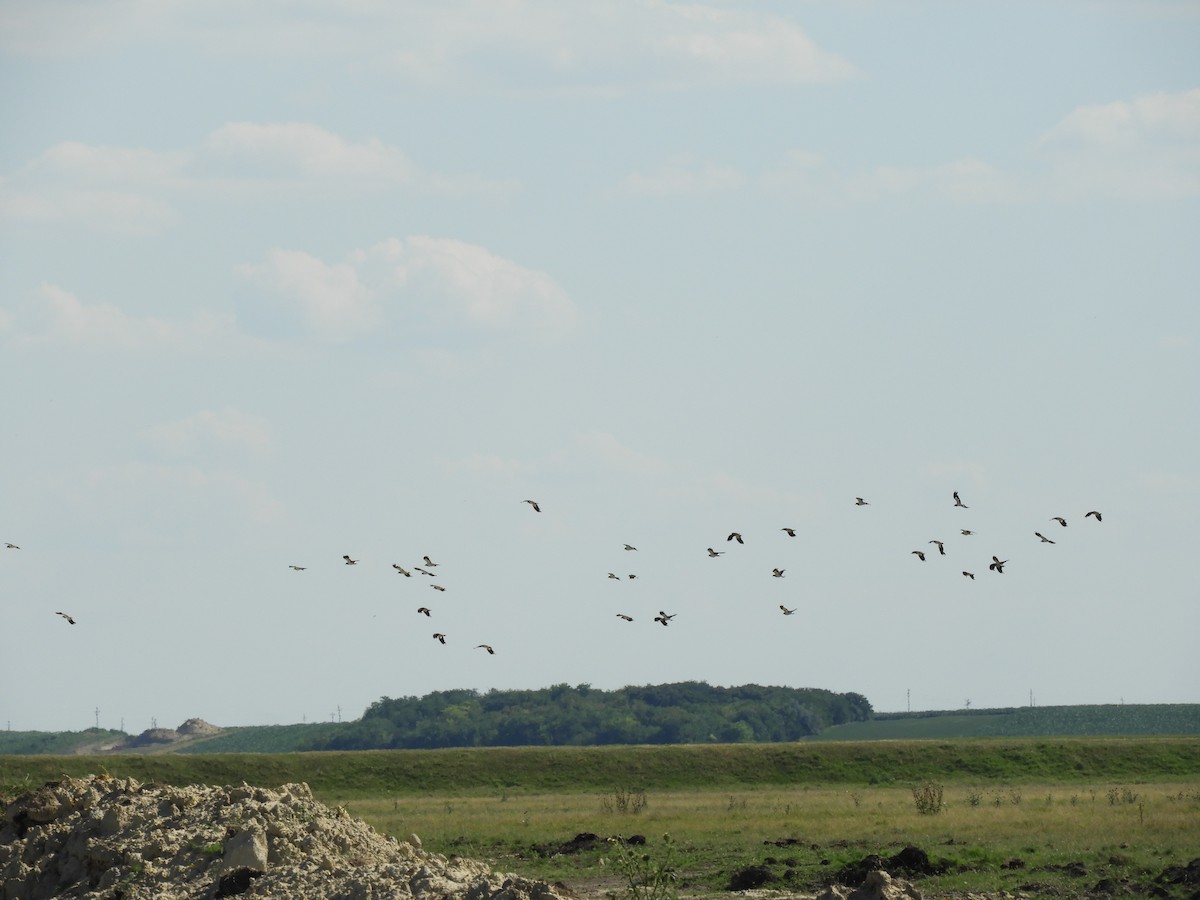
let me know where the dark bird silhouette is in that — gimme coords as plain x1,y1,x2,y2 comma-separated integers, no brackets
960,529,976,536
432,633,446,644
476,644,495,654
1051,516,1067,527
422,555,439,566
288,565,306,571
414,566,435,576
522,500,541,512
1035,532,1056,544
780,605,796,615
989,556,1007,573
771,568,785,578
953,491,968,508
616,614,633,622
342,555,358,565
623,543,638,551
417,607,431,617
929,540,945,555
781,527,796,537
627,574,637,580
653,614,672,626
1085,510,1102,522
727,532,744,544
4,543,18,549
706,547,724,557
912,550,926,561
430,584,446,591
393,564,412,577
607,572,620,580
56,611,76,625
855,497,869,506
962,571,975,580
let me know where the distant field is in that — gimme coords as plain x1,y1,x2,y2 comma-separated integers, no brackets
809,704,1200,741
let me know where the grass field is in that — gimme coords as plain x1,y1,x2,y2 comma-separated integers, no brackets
3,739,1199,897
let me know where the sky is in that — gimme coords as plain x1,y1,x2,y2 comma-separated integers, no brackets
2,1,1198,734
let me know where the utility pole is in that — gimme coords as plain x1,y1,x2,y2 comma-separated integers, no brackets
337,705,342,723
906,688,910,712
94,707,100,729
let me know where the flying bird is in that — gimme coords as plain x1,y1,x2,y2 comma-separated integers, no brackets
616,614,633,622
929,540,946,555
781,528,796,537
623,544,638,551
1035,532,1056,544
288,565,306,571
422,555,439,567
779,605,796,616
5,543,20,549
627,574,637,580
392,564,412,577
607,572,620,580
911,550,926,561
430,584,446,591
342,555,358,565
771,568,785,578
417,607,432,617
522,500,541,512
962,571,975,580
960,529,976,536
706,547,724,557
432,633,447,644
727,532,744,544
414,566,435,576
1051,517,1067,527
953,491,968,508
855,497,869,506
989,556,1007,573
653,614,672,626
1085,510,1102,522
476,644,495,655
55,611,76,625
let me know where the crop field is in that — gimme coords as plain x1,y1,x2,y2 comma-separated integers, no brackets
3,738,1199,897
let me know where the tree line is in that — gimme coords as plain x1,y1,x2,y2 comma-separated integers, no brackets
310,682,873,750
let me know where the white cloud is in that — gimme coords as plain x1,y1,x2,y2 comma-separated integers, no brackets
0,124,512,233
9,283,238,351
574,432,667,477
199,122,414,183
0,1,857,92
238,250,381,343
142,408,272,456
443,453,531,477
243,237,575,341
846,158,1025,204
619,157,745,196
1036,88,1200,200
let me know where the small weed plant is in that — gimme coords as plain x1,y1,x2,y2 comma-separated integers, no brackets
612,832,678,900
911,781,944,815
601,788,648,815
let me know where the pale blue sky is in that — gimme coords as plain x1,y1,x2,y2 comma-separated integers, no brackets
2,1,1197,733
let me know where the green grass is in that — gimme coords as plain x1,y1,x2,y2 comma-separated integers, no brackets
3,738,1198,800
4,739,1198,897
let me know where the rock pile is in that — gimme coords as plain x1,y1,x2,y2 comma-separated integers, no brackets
1,775,576,900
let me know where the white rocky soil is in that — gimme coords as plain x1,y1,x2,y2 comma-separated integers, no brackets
1,775,578,900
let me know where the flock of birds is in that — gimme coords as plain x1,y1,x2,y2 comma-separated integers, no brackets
13,491,1104,656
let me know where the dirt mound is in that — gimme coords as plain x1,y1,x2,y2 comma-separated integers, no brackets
0,775,577,900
